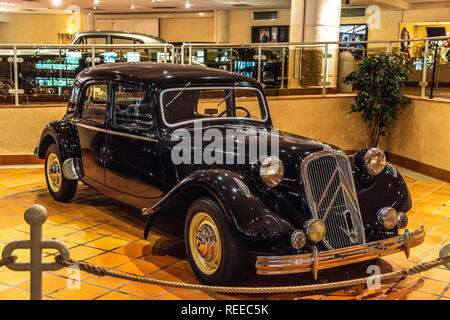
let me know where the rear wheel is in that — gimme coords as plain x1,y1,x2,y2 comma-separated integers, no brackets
184,197,248,286
45,144,77,202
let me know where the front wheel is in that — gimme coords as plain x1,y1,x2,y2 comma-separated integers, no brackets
45,144,77,203
184,198,248,286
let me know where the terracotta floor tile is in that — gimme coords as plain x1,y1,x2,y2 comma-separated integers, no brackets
119,281,167,299
114,259,160,276
155,288,216,300
0,283,9,292
396,276,448,295
49,282,110,300
60,219,102,230
65,245,105,261
85,252,134,269
18,274,70,295
112,241,146,258
0,269,30,286
42,225,78,238
84,236,130,251
0,229,27,242
46,215,77,225
59,231,104,245
97,290,143,300
0,287,30,300
401,291,440,300
84,274,130,290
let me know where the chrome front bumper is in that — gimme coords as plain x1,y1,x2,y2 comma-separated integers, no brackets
256,226,425,280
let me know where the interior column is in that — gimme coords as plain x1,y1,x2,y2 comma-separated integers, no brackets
288,0,342,88
214,10,230,43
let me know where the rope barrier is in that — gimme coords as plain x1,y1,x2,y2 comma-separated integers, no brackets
0,255,17,268
54,255,450,294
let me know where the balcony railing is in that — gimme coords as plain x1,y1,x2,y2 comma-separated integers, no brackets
0,37,448,106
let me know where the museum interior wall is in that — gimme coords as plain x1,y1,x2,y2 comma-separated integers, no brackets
1,96,448,180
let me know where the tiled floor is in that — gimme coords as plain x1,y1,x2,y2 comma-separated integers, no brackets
0,166,448,300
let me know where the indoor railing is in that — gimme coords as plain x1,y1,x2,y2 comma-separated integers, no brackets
0,37,448,106
0,43,175,106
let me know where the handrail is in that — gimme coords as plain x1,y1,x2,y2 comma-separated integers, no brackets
0,43,175,50
180,36,449,49
0,36,448,106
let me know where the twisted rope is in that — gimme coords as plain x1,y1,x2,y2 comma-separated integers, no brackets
55,255,450,294
0,256,17,268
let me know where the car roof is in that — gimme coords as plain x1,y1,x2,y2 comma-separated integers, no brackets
73,31,166,44
76,63,262,90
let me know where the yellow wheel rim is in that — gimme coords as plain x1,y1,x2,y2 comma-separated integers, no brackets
46,153,62,193
189,212,222,275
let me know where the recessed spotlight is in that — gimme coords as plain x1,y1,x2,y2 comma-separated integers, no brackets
94,0,99,5
185,1,191,8
52,0,62,6
131,4,135,9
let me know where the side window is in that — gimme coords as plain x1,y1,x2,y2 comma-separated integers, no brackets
113,84,154,128
86,36,107,45
112,37,143,44
81,82,108,124
68,83,81,112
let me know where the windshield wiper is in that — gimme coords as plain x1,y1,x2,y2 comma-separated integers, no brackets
165,82,191,108
217,82,238,107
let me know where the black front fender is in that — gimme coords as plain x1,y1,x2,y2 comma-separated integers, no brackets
357,165,412,227
37,121,81,161
143,169,295,240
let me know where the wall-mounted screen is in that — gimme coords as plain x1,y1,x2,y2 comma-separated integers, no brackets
251,26,289,43
339,24,368,60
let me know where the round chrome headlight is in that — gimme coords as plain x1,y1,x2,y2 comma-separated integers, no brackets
377,207,398,230
259,156,284,187
306,219,326,243
364,148,386,176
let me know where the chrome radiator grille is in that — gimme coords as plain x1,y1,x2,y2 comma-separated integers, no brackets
301,150,365,250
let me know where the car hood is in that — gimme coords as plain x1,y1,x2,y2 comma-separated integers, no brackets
169,123,340,178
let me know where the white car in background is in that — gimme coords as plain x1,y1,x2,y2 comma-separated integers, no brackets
0,31,167,96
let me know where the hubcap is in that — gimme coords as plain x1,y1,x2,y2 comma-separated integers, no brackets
46,153,62,193
189,212,222,275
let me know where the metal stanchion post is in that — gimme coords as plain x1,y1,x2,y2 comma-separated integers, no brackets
322,44,329,97
1,205,70,300
189,45,192,65
13,46,19,106
25,205,47,300
257,45,262,83
91,45,96,68
421,40,429,98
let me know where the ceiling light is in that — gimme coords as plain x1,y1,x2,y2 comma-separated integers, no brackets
94,0,99,5
52,0,62,6
185,1,191,8
131,4,135,9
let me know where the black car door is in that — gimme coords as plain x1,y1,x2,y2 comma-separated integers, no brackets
105,82,164,208
75,80,109,185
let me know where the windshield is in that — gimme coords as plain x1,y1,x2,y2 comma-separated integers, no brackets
160,87,268,126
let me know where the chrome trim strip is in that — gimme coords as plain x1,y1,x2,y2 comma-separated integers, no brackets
256,226,425,276
75,122,107,133
75,123,158,142
159,86,269,128
108,130,158,142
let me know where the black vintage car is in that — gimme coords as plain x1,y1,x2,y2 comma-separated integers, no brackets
36,63,425,285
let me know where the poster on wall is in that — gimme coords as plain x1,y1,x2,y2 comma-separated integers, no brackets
339,24,368,60
252,26,289,43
